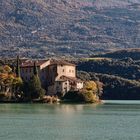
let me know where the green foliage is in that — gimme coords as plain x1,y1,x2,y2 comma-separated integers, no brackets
15,55,20,77
77,71,91,81
33,61,38,75
0,65,23,101
0,65,22,86
22,61,45,101
63,91,83,102
77,57,140,99
95,73,140,100
93,49,140,60
64,90,98,103
77,71,103,97
0,92,11,101
80,90,97,103
29,75,45,100
78,58,140,81
64,81,100,103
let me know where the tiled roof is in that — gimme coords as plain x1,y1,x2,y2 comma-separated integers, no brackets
20,60,49,67
20,59,75,67
56,79,67,82
50,59,76,66
59,76,83,82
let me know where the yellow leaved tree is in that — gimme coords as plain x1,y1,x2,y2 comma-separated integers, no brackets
80,81,99,103
0,65,23,100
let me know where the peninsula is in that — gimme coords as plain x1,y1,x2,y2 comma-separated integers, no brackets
0,57,102,103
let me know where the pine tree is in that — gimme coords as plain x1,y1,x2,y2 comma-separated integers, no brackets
29,61,45,100
15,55,20,77
33,61,38,75
14,56,23,99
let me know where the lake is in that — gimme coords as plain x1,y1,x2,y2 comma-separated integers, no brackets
0,101,140,140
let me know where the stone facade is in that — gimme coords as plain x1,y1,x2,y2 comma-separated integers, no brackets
20,59,83,95
46,60,76,85
20,60,50,88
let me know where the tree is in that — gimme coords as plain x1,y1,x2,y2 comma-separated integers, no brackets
15,55,20,77
28,62,45,100
80,89,97,103
0,65,23,101
64,81,101,103
81,81,99,102
3,65,12,73
84,81,97,92
96,81,103,97
13,56,23,99
33,61,38,75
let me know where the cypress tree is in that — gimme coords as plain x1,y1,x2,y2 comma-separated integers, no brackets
33,61,38,75
14,56,23,100
16,55,20,77
29,61,45,100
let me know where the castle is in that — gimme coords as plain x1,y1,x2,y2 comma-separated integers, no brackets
20,59,83,96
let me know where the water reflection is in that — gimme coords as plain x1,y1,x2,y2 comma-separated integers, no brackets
0,103,99,115
0,102,140,140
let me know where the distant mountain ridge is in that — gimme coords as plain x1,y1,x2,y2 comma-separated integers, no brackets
1,0,140,58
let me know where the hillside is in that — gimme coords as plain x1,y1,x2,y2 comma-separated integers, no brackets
77,58,140,80
1,0,140,58
93,48,140,60
77,57,140,99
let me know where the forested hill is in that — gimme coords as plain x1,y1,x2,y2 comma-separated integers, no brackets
93,49,140,60
1,0,140,58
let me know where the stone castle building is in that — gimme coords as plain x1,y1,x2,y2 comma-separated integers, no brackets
20,59,83,95
20,60,50,87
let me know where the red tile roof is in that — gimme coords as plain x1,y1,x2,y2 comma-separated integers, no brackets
20,59,75,68
60,76,83,82
20,60,49,68
50,59,76,66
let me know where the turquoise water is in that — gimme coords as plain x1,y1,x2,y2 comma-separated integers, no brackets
0,101,140,140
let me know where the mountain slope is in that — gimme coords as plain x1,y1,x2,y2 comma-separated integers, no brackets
1,0,140,58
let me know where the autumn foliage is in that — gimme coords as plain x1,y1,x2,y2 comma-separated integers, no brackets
64,81,103,103
0,65,23,100
0,65,22,86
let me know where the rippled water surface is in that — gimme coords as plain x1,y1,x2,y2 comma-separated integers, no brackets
0,101,140,140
